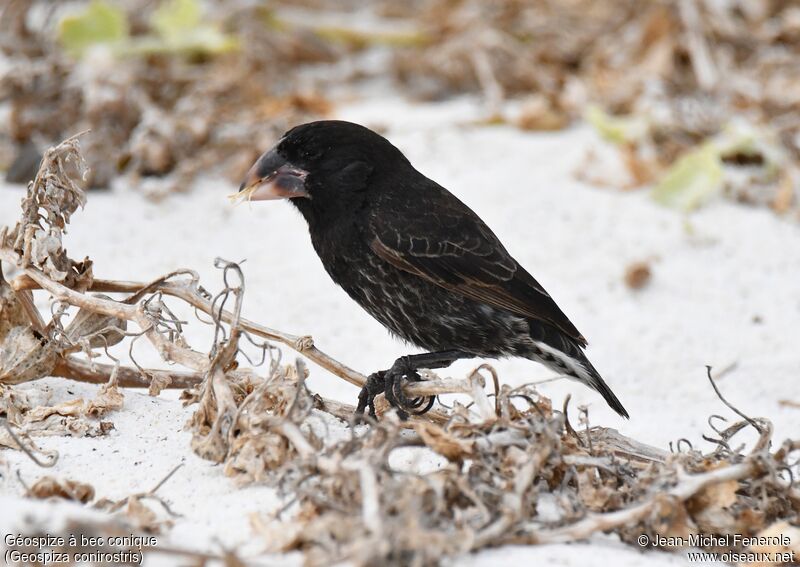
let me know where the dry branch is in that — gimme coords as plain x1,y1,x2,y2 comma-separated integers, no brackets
52,356,203,389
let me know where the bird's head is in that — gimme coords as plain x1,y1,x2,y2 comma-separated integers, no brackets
235,120,411,221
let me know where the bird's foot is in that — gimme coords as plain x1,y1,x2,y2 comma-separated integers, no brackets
384,358,436,419
355,359,435,421
356,370,386,420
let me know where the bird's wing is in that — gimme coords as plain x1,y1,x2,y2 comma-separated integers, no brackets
368,182,587,346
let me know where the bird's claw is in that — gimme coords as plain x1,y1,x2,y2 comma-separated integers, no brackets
355,362,435,421
356,370,386,420
385,364,434,419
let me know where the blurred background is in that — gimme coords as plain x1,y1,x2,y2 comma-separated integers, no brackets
1,0,799,446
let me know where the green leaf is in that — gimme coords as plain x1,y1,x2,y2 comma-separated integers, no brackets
585,105,647,145
145,0,238,55
652,144,723,211
151,0,202,38
58,0,128,57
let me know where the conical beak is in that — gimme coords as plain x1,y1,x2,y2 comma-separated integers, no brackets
236,148,309,202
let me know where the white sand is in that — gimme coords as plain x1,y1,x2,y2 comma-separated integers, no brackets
1,96,798,565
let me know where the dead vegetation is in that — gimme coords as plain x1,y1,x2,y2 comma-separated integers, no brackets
2,0,799,215
1,136,798,564
0,0,335,197
388,0,800,216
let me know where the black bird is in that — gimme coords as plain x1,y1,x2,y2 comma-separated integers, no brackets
237,120,628,420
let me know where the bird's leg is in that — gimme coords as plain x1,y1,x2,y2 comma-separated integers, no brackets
356,370,386,420
357,350,473,420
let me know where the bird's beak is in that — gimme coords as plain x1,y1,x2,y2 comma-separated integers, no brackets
233,148,309,203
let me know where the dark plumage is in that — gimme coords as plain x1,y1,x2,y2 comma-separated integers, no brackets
238,120,628,419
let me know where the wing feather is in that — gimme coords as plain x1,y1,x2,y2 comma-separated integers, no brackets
369,182,587,345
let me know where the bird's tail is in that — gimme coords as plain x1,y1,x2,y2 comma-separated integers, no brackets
527,323,629,419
